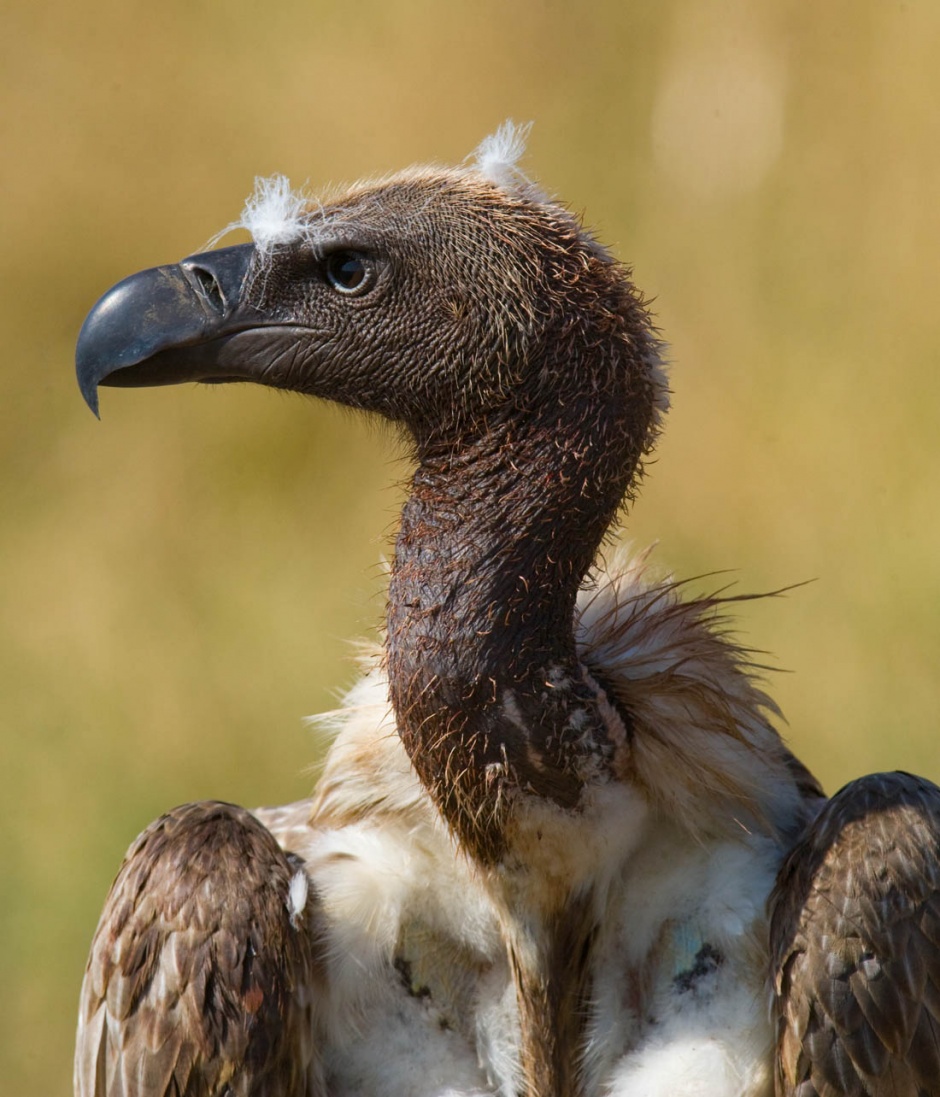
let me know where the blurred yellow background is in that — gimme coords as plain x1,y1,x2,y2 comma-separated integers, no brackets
3,1,939,1090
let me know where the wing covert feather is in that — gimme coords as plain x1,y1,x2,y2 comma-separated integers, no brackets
771,771,940,1096
75,801,325,1097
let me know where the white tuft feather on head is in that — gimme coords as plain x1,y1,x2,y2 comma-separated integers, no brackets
209,173,321,260
471,119,534,188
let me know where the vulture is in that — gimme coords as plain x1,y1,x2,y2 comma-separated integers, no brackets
74,124,940,1097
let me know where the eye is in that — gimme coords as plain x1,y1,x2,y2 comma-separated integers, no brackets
324,251,373,296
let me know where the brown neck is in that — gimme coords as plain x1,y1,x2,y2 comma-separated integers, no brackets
387,399,628,862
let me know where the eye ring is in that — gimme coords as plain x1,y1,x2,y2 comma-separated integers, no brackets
324,250,374,296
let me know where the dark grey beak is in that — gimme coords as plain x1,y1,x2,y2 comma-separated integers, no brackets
76,244,256,416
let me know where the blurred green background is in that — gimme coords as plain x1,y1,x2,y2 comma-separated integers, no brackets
3,0,939,1090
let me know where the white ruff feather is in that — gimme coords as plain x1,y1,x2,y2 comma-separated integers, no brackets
472,120,533,188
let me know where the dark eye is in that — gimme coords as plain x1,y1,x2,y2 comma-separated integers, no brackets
324,251,373,295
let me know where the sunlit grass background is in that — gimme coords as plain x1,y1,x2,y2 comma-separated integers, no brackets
3,0,939,1090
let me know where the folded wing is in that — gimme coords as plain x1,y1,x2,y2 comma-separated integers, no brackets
75,801,323,1097
772,771,940,1097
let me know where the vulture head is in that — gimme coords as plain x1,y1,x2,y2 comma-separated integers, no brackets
78,129,664,454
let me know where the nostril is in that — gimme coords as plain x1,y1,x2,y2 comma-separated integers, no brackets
189,265,226,314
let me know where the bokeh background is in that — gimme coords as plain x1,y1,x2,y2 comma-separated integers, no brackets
3,0,939,1090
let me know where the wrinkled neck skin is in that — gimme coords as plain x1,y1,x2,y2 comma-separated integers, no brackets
387,390,642,1097
387,405,630,862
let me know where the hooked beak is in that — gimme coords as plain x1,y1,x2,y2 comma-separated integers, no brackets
76,244,264,416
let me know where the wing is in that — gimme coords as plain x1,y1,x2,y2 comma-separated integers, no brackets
771,771,940,1096
75,801,324,1097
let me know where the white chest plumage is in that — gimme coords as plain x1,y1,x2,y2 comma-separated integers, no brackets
301,826,779,1097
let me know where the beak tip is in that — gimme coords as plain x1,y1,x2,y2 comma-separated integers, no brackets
76,362,101,418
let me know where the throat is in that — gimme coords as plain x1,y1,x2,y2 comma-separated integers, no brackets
386,420,626,864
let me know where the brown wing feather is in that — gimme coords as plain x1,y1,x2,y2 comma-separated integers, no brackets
75,801,325,1097
771,771,940,1097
